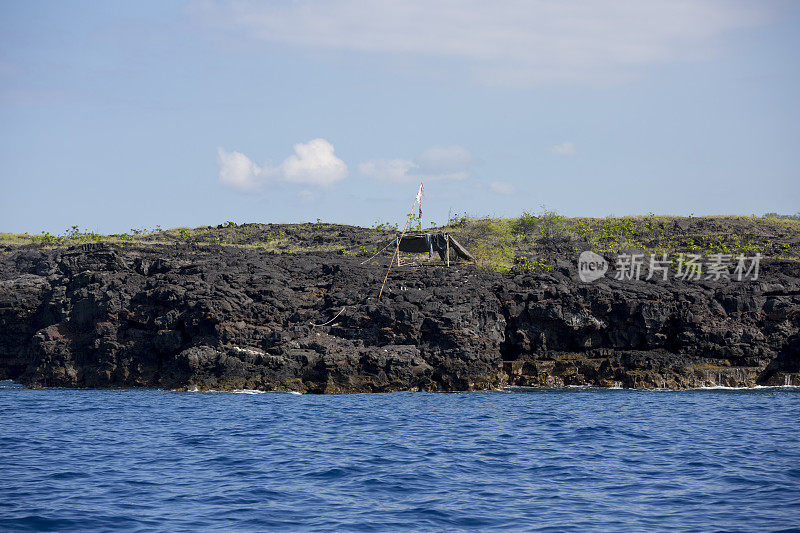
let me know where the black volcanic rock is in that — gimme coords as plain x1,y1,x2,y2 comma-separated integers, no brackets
1,238,798,392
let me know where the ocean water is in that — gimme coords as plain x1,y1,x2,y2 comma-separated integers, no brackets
1,382,799,532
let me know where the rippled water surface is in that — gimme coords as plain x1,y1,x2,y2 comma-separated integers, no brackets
1,383,799,532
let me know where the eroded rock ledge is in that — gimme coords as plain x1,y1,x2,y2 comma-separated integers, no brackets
1,242,798,392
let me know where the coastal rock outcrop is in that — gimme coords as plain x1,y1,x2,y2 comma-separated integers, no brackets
1,241,798,392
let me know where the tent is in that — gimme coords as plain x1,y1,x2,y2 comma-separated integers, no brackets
396,233,474,264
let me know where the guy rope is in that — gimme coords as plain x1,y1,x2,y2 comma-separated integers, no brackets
378,182,423,299
311,182,424,327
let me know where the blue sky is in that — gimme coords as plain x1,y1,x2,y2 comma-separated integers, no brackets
1,0,798,234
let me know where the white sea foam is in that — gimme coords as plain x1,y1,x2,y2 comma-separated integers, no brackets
180,386,304,395
688,385,800,391
505,384,800,392
638,385,800,391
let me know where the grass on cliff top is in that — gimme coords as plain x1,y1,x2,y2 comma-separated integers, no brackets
2,213,799,273
446,212,800,272
0,222,396,254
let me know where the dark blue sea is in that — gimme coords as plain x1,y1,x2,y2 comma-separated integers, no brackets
1,382,799,532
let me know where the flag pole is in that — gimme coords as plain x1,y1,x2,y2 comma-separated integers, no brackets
378,183,422,299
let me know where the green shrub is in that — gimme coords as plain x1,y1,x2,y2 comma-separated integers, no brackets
468,219,516,272
764,212,800,221
513,207,567,240
514,211,538,234
373,221,399,231
512,255,551,273
447,212,471,228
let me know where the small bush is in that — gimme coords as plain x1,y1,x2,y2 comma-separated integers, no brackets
447,212,471,228
512,255,551,273
515,211,538,234
764,212,800,221
373,221,399,232
513,207,567,240
469,219,516,272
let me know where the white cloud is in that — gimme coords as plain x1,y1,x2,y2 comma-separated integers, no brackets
279,138,348,186
490,181,515,195
217,138,347,192
196,0,767,86
548,141,577,157
357,158,418,183
358,145,473,182
217,147,263,191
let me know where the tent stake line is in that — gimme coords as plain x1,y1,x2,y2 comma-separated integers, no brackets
378,193,420,299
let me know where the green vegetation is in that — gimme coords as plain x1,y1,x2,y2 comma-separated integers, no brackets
444,210,800,273
467,219,517,272
446,211,471,228
512,255,552,273
372,220,399,232
764,212,800,221
2,213,797,274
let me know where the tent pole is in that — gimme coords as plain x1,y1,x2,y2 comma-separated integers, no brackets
446,234,450,267
378,197,419,299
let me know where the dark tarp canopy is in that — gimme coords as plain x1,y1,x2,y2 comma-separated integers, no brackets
397,233,474,262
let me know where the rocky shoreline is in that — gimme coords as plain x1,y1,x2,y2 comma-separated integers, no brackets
1,226,798,393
